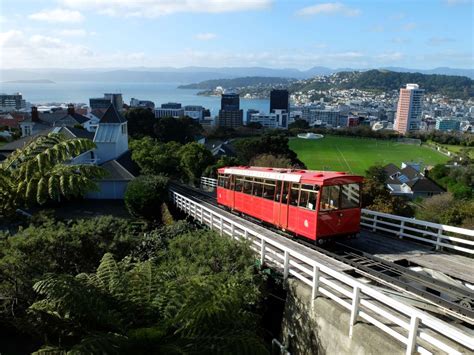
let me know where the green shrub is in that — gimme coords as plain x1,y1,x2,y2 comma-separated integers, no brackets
124,175,169,221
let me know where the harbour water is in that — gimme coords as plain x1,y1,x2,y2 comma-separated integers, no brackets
0,81,270,117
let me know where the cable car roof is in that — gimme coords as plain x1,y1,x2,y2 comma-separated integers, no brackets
219,166,363,184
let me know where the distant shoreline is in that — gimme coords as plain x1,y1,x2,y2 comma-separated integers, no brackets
2,79,55,84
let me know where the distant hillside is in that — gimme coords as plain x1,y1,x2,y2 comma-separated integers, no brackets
178,76,296,90
291,70,473,99
2,79,55,84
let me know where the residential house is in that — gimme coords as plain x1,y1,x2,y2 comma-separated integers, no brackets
384,163,444,199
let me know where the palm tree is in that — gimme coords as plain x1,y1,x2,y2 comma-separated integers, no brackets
0,133,105,216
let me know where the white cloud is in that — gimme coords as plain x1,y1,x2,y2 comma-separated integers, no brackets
391,37,410,44
59,0,272,18
427,37,455,46
195,32,217,41
444,0,472,5
296,2,361,17
375,52,404,62
28,8,84,23
59,29,88,37
369,25,384,33
402,22,417,31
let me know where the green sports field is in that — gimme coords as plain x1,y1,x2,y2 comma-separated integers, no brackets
289,136,449,176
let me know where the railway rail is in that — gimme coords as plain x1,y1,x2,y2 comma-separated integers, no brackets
171,182,474,326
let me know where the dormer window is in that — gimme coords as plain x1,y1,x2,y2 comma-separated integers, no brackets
121,123,127,135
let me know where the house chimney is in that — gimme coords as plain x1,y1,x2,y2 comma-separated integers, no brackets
67,104,75,115
31,106,39,122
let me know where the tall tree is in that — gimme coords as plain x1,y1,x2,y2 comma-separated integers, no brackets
129,137,182,177
124,108,156,138
178,142,214,184
0,133,104,216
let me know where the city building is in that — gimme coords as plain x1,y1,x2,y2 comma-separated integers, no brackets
218,93,243,128
90,97,112,110
270,89,290,112
0,93,26,112
104,93,124,112
184,105,206,120
246,109,259,124
302,106,342,127
161,102,182,109
130,98,155,110
435,117,461,132
155,107,185,119
394,84,424,135
249,109,288,129
90,93,123,111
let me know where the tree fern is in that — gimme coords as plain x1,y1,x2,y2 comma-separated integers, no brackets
0,133,104,215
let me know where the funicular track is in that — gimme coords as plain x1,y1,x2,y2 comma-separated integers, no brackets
170,182,474,326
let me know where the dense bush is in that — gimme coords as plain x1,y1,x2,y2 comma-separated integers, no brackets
124,175,169,220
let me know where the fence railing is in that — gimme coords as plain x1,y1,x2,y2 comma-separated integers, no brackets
170,189,473,355
361,209,474,255
200,176,474,255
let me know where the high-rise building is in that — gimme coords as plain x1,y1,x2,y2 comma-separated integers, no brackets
270,89,289,112
0,92,26,112
218,93,243,128
394,84,424,134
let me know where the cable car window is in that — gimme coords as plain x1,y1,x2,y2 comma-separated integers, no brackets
262,179,276,200
282,182,290,204
320,185,340,210
299,184,318,210
341,183,360,209
290,184,300,206
242,178,253,194
274,181,282,202
218,174,229,188
235,178,244,192
253,178,263,196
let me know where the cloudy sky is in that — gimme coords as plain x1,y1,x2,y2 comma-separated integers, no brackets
0,0,472,69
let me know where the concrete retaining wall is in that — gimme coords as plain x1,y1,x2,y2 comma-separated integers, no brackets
281,279,404,355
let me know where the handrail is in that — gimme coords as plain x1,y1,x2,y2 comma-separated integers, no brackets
200,176,474,255
170,188,473,355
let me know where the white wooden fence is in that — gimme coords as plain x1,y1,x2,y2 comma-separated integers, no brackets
200,177,474,255
361,209,474,255
171,189,474,355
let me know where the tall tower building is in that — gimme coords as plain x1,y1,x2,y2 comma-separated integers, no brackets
270,89,289,112
394,84,424,134
218,93,243,128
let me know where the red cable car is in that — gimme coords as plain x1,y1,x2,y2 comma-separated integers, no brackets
217,166,363,243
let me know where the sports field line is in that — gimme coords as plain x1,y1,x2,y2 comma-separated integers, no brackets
335,145,353,173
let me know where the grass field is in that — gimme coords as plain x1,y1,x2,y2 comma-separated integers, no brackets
289,135,449,175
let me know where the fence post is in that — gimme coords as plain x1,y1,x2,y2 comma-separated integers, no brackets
406,315,420,355
260,240,266,266
244,229,248,239
210,214,214,230
283,251,290,281
436,229,443,251
230,224,235,239
311,266,320,310
399,220,405,239
349,286,361,339
372,215,378,232
219,218,223,236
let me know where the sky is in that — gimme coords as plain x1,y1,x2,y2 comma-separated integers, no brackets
0,0,473,69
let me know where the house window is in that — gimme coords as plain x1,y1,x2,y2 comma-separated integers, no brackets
121,123,127,135
23,125,32,136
